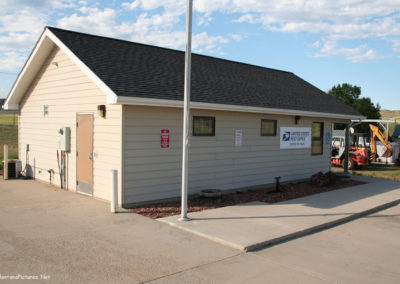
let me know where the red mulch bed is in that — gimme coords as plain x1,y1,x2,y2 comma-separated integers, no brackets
129,178,365,219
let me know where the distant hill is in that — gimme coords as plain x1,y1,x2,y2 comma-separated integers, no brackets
381,110,400,123
381,109,400,135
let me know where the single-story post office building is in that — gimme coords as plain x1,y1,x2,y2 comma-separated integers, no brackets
3,27,363,206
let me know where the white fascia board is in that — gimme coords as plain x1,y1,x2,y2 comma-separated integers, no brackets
351,119,395,123
4,103,19,110
4,30,52,110
4,28,118,110
46,29,118,104
115,96,365,120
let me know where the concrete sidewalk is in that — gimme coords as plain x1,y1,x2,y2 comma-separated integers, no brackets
159,175,400,251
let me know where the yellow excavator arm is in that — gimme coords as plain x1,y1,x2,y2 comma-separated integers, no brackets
369,124,393,161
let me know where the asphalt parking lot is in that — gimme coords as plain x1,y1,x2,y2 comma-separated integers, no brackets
1,178,400,283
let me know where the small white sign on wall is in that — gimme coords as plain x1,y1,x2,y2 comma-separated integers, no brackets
235,129,242,146
280,127,311,149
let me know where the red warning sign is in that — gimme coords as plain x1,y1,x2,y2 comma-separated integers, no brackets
161,129,170,148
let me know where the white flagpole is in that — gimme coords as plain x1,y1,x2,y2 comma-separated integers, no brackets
179,0,193,221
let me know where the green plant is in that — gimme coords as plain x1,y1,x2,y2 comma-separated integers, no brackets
0,153,19,170
0,125,18,170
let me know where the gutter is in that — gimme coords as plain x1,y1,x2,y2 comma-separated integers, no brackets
114,96,365,120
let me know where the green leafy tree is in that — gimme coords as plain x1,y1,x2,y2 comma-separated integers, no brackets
328,83,381,133
329,83,361,106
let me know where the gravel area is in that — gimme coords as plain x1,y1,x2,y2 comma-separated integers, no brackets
129,176,365,219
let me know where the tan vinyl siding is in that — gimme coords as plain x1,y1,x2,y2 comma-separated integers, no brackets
18,46,122,202
123,106,333,204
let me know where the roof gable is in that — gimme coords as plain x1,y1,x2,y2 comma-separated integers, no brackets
3,28,118,110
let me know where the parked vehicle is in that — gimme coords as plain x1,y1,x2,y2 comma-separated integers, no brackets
331,130,370,169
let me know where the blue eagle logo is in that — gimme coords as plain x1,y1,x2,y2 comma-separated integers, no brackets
283,132,290,141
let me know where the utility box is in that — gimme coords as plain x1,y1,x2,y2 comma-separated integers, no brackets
3,160,22,179
59,127,71,152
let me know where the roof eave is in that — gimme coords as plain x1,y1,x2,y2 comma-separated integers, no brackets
114,96,365,120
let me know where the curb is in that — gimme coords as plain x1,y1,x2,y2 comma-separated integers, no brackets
244,199,400,252
161,199,400,253
161,221,246,251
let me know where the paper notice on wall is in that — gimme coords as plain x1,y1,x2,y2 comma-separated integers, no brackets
280,127,311,149
235,129,242,146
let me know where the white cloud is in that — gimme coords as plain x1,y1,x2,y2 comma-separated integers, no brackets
234,14,256,24
57,8,119,37
0,0,79,72
0,51,27,71
194,0,231,15
122,0,185,13
0,9,47,34
314,40,384,62
346,49,384,62
1,0,398,74
229,33,245,41
0,32,40,51
313,40,321,49
57,7,184,47
391,39,400,52
227,1,400,41
0,0,77,11
193,0,400,61
57,4,231,52
197,15,213,26
193,32,229,51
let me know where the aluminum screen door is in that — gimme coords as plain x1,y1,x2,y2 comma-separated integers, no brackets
76,114,94,196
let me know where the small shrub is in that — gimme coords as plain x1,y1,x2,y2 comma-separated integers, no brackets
310,171,337,186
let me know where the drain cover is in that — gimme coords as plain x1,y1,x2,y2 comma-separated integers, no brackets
199,189,222,198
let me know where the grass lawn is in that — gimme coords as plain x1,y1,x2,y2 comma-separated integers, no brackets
332,164,400,182
0,125,18,170
0,112,18,126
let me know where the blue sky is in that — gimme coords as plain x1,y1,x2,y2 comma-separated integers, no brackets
1,0,399,109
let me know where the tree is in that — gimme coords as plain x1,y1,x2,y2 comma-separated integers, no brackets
328,83,381,132
328,83,361,106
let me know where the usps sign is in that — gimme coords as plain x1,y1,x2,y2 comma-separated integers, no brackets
280,127,311,149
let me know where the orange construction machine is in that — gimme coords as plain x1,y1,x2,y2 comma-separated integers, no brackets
331,131,370,169
369,124,393,162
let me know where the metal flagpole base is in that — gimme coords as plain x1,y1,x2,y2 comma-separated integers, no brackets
178,217,191,222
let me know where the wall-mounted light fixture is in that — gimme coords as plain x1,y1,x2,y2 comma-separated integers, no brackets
97,105,106,118
295,115,301,124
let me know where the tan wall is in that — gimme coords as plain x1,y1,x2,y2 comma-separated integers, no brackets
18,46,122,202
123,106,333,204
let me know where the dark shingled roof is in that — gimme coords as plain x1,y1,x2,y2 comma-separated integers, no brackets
0,99,5,108
48,27,361,117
